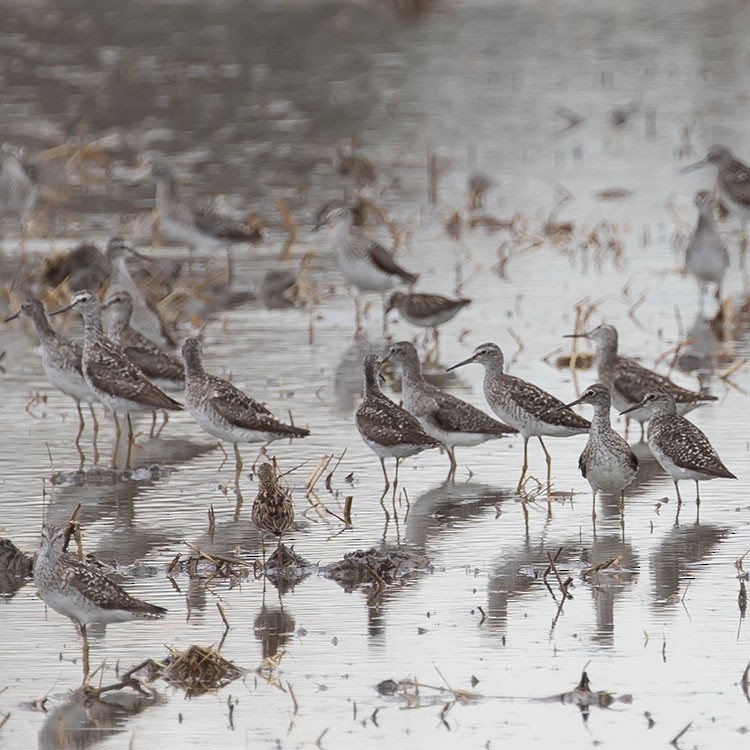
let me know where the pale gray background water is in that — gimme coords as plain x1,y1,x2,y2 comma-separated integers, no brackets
1,1,750,748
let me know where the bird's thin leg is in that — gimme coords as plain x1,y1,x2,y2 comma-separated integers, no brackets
380,457,390,492
75,401,85,445
75,402,86,469
112,412,121,469
592,488,597,523
226,244,234,286
150,410,157,438
538,436,552,492
695,479,701,506
516,438,530,493
234,443,244,502
380,292,389,336
89,404,99,437
639,421,645,442
379,485,390,521
619,491,626,541
392,457,400,505
446,446,457,483
156,410,169,437
674,480,682,505
125,413,134,469
80,623,90,684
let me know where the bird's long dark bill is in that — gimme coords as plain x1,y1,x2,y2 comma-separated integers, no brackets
3,310,21,322
680,157,708,173
552,398,581,413
445,356,475,372
563,333,587,339
50,302,75,316
619,402,644,415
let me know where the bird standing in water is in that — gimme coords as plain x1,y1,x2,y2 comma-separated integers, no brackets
356,353,440,514
621,387,735,519
447,342,590,493
252,462,295,565
556,383,638,529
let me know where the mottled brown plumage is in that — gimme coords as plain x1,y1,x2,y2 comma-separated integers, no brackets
252,463,295,539
33,524,166,626
103,290,184,387
53,291,182,414
182,338,309,445
356,354,439,491
386,291,471,329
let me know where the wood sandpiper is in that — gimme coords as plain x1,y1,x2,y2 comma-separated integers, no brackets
447,342,590,492
386,341,516,482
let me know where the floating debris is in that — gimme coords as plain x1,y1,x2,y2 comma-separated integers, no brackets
324,546,431,603
161,644,246,697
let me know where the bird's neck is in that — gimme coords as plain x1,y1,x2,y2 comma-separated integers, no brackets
29,310,59,345
105,309,129,339
589,403,612,433
183,352,205,378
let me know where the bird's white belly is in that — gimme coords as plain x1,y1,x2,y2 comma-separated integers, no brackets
44,363,94,403
337,253,396,293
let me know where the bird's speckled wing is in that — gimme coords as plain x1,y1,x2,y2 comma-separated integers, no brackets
85,340,182,410
366,240,418,284
120,332,184,382
501,375,591,429
613,356,714,406
194,205,261,242
210,381,308,436
650,415,735,477
402,294,470,318
356,392,439,447
430,391,517,435
62,553,166,616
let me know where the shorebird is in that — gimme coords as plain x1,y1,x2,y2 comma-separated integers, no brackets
147,160,262,283
682,145,750,228
52,291,182,467
5,297,98,444
556,383,638,523
565,324,716,437
252,462,295,562
356,354,440,505
0,143,36,233
685,190,730,306
447,343,590,492
102,290,184,390
386,291,471,360
621,387,735,508
386,341,516,482
105,237,176,349
182,338,309,483
314,202,417,334
33,523,166,676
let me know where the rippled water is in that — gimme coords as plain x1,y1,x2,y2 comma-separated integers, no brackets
2,1,750,748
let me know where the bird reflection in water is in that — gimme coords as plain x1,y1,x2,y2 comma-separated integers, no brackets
38,690,161,750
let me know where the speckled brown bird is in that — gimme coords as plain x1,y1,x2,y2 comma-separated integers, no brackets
182,338,309,478
356,354,440,495
386,291,471,330
621,387,735,508
252,463,295,557
103,290,184,390
387,341,516,482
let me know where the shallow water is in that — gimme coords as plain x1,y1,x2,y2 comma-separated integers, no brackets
2,1,750,749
